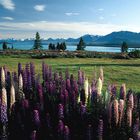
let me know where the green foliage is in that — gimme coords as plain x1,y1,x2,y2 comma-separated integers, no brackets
2,42,8,50
121,42,128,53
33,32,42,50
48,43,55,50
129,49,140,58
77,37,86,50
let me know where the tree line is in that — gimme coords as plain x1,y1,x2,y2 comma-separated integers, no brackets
1,32,128,52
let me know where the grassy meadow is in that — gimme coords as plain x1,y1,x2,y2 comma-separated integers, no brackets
0,55,140,92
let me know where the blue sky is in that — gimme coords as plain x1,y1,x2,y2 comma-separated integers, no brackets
0,0,140,39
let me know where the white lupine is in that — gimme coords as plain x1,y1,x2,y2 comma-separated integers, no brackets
119,99,124,126
99,66,104,83
127,107,132,127
97,77,102,96
19,73,23,89
10,84,15,109
2,87,7,106
1,67,5,88
84,78,89,104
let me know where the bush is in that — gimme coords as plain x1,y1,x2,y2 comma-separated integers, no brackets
129,49,140,58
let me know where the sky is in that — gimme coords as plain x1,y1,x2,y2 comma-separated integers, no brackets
0,0,140,39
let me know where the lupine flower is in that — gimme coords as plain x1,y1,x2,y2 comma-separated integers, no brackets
98,119,103,140
113,99,119,126
97,77,102,96
58,120,64,135
64,125,70,140
19,73,23,89
84,78,89,104
1,67,5,88
58,104,64,120
128,93,134,110
99,66,104,83
127,107,132,127
120,84,126,100
118,99,124,126
1,88,8,124
10,84,15,110
30,62,35,88
30,130,37,140
133,117,139,140
33,110,40,127
78,69,83,86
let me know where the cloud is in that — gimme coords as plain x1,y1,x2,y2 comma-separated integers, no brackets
2,16,14,20
65,12,79,16
0,21,140,38
0,0,15,10
34,5,46,11
111,14,117,17
98,8,104,11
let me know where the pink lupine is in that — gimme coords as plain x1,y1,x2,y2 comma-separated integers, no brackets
33,110,40,127
120,84,126,100
118,99,124,126
127,107,132,127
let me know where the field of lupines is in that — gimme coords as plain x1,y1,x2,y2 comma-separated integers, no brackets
0,62,140,140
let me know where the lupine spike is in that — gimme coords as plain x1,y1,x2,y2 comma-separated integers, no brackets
10,84,15,110
127,107,132,127
97,77,102,96
19,73,23,89
84,78,89,104
118,99,124,126
99,66,104,83
64,125,70,140
113,99,119,126
120,84,126,100
1,67,6,88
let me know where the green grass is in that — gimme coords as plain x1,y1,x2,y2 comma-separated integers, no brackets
0,55,140,92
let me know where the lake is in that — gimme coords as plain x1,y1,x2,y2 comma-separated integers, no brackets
0,41,138,52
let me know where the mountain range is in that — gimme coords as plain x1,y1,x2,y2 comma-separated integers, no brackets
45,31,140,47
1,31,140,47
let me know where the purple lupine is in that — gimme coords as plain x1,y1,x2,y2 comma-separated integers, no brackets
33,110,41,127
22,69,27,91
66,79,71,92
30,62,35,88
98,119,103,140
80,103,86,116
58,120,64,136
120,84,126,100
133,117,139,140
27,72,32,91
37,84,44,110
65,68,70,80
64,125,70,140
58,104,64,120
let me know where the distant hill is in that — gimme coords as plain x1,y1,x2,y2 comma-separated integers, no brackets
1,31,140,47
95,31,140,45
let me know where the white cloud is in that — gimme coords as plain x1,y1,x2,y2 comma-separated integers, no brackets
0,21,140,38
34,5,46,11
65,12,79,16
0,0,15,10
99,16,104,20
98,8,104,11
2,16,14,20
